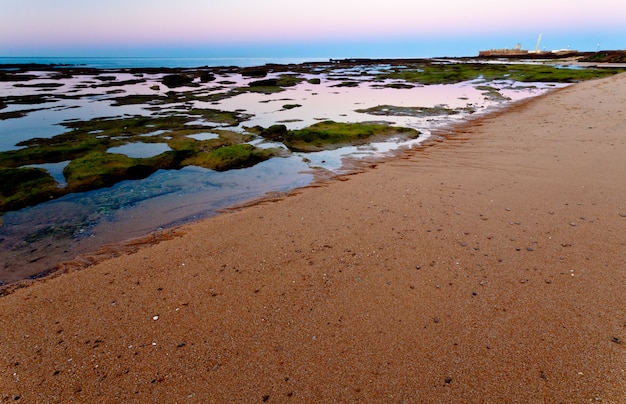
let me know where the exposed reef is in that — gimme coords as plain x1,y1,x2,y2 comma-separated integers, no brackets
1,58,623,214
355,104,473,117
283,121,420,152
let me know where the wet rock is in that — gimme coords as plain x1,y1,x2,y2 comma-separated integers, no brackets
199,71,216,82
162,74,194,88
241,67,268,78
260,124,288,141
249,78,278,87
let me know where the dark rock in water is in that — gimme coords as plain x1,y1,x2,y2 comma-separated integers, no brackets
162,74,195,88
261,124,288,141
282,104,302,110
384,83,414,89
199,71,216,82
0,167,61,212
249,78,278,87
241,67,268,78
332,81,359,88
95,75,116,81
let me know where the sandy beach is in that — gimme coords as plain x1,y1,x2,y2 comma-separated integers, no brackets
1,71,625,402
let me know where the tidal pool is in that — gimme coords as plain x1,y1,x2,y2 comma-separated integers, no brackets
25,160,71,187
187,132,220,141
106,142,172,158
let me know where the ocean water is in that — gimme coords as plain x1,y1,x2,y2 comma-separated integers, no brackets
0,56,328,69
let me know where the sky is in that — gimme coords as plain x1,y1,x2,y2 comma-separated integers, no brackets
1,0,625,58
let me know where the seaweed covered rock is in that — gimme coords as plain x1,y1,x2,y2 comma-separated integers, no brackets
579,50,626,63
284,121,420,152
162,74,195,88
249,78,278,87
0,167,61,212
241,67,268,78
199,71,216,82
247,75,305,92
181,144,279,171
63,151,176,192
260,124,288,141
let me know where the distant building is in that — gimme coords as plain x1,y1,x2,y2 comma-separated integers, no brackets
479,43,529,57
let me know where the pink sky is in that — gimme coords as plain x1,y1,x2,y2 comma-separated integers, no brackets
2,0,624,57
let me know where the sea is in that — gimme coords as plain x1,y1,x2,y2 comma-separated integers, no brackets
0,57,328,69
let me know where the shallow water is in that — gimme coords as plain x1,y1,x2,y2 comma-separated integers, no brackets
107,142,172,158
0,63,565,284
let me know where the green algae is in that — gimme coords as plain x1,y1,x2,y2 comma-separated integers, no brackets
63,151,178,192
283,121,420,152
380,62,621,85
0,167,61,212
0,136,106,168
331,81,360,88
355,104,464,117
580,51,626,63
0,107,257,212
244,74,306,93
181,144,281,171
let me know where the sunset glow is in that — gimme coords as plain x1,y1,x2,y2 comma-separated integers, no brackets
2,0,625,57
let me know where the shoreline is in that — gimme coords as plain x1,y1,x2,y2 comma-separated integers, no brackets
1,59,579,285
0,72,624,401
0,91,552,296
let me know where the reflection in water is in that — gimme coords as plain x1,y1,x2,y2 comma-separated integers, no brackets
187,132,220,141
106,142,172,158
26,160,71,187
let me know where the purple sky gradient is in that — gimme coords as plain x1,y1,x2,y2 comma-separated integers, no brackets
2,0,625,58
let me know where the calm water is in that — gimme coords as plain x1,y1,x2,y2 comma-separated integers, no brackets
0,57,328,69
0,61,565,284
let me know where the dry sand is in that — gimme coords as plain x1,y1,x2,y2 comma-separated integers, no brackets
1,73,625,403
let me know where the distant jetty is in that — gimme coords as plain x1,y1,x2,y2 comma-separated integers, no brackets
479,46,579,58
479,34,578,58
479,43,532,57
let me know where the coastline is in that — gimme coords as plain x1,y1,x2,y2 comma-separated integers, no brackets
0,87,554,295
1,59,575,285
0,71,625,401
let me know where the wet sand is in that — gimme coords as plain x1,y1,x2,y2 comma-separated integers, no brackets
1,73,625,402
